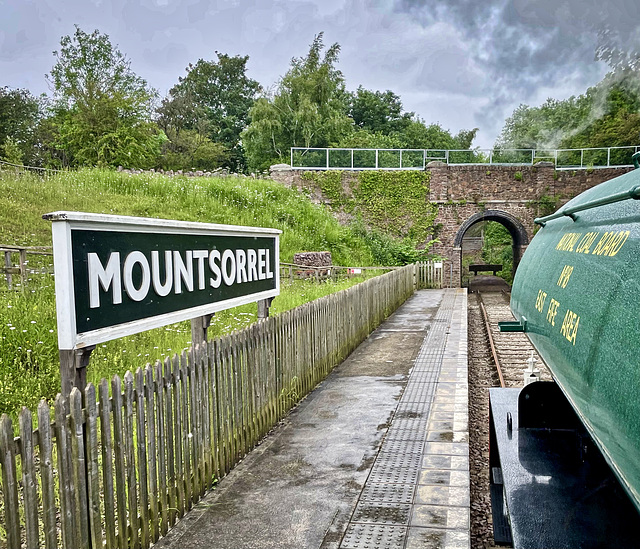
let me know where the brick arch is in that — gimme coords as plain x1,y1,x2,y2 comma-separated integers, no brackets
454,209,530,284
453,210,530,248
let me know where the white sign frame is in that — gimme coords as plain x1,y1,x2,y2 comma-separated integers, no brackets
45,211,281,350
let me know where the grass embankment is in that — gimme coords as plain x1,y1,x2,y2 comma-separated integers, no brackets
0,168,389,418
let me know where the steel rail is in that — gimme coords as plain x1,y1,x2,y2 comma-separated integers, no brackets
479,297,506,389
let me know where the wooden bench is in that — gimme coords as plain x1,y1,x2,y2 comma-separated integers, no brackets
469,264,503,275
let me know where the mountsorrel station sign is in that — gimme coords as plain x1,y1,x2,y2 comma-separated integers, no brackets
44,212,280,351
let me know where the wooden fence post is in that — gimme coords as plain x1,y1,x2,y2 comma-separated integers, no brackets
19,248,26,288
59,346,95,397
258,297,274,319
191,314,214,350
3,250,12,289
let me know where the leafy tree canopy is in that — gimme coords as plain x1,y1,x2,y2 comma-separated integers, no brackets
243,33,353,171
46,26,160,168
497,69,640,153
349,86,412,135
401,119,477,150
157,53,260,171
0,87,42,164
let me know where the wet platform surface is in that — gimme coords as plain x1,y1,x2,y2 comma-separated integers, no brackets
154,288,469,549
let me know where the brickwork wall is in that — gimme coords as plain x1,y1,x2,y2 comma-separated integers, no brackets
427,163,556,202
553,167,633,198
269,167,359,206
270,164,632,286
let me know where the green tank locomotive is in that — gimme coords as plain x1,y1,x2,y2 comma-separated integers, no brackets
490,159,640,547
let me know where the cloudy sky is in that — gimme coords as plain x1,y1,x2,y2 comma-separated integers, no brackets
1,0,639,148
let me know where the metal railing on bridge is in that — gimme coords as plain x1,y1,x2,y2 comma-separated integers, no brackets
290,145,640,171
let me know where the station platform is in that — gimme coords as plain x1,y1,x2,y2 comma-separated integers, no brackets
154,288,470,549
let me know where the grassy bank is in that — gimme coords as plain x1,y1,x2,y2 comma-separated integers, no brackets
0,168,393,418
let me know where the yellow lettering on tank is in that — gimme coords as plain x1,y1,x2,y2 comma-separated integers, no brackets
535,289,548,313
546,298,560,326
607,230,629,257
556,265,574,289
602,232,619,256
560,309,580,345
575,232,600,254
591,230,630,257
556,233,582,252
592,232,612,256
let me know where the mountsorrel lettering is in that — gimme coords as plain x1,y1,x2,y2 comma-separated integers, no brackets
88,247,275,308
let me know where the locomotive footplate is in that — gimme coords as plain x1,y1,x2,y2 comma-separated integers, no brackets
489,382,640,548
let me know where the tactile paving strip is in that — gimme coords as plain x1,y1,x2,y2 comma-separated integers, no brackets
396,383,436,404
340,524,407,549
359,483,416,504
339,290,461,548
384,427,428,443
368,464,421,485
393,408,429,420
394,397,432,419
388,417,428,432
374,451,423,471
378,438,424,455
352,502,412,525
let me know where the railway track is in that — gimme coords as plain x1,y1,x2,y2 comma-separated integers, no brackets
477,290,551,387
468,285,551,549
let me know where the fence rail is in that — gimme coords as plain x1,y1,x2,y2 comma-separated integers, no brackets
278,262,400,282
290,146,640,171
1,245,53,290
0,262,442,548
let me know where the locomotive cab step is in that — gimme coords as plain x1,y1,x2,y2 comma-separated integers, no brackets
489,382,640,548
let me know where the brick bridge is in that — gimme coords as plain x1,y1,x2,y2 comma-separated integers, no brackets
270,163,632,287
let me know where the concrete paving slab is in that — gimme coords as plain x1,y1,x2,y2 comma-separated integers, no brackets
405,526,470,549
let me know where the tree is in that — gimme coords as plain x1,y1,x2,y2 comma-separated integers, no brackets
0,87,41,164
1,137,24,166
243,33,353,171
157,53,260,171
496,70,640,154
401,119,477,150
338,129,405,149
349,86,411,134
157,128,228,171
46,26,160,167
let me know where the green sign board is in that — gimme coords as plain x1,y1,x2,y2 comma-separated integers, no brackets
45,212,280,350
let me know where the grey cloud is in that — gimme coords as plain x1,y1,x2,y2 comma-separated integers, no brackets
3,0,636,149
0,1,54,60
390,0,640,144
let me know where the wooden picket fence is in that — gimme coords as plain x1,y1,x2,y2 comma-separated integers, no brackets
0,264,420,549
416,260,444,289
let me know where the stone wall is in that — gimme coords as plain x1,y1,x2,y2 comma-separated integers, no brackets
554,167,633,198
426,163,633,203
427,163,556,202
270,163,632,287
269,165,359,207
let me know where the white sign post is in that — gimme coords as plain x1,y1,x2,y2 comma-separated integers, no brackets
45,211,281,395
